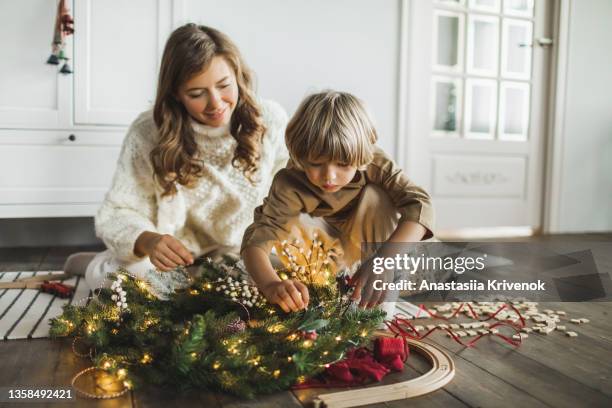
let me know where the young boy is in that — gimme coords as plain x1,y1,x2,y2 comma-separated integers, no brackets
241,91,434,313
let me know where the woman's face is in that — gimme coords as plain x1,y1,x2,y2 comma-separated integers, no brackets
177,56,239,127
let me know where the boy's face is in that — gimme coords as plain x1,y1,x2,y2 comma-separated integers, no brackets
303,158,357,193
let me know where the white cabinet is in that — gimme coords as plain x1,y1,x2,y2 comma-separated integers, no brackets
0,0,71,128
0,0,173,218
74,0,171,125
0,129,124,218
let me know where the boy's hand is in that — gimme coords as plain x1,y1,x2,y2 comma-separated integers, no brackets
261,280,310,313
350,258,393,309
242,246,309,312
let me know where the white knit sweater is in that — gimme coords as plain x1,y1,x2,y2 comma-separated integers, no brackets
95,100,289,262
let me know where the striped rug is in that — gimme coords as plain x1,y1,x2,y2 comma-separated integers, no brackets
0,271,92,340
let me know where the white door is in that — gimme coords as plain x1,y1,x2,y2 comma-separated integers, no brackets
0,0,72,128
404,0,554,233
73,0,172,126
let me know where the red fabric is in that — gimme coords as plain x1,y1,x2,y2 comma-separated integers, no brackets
374,336,408,361
292,337,407,389
325,361,355,383
373,337,408,372
345,348,389,381
385,354,405,372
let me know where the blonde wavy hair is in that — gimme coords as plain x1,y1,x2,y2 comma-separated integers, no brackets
285,91,378,170
152,24,265,197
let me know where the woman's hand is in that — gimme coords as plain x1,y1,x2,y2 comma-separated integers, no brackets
134,231,194,271
261,280,310,313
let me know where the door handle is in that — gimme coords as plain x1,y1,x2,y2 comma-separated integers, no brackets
518,38,554,48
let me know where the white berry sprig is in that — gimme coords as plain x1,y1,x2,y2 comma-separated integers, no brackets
110,277,129,311
214,276,266,308
278,233,334,286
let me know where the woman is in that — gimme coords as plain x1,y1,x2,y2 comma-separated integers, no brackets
64,24,288,290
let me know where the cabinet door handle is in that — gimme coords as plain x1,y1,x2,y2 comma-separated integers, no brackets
68,134,76,142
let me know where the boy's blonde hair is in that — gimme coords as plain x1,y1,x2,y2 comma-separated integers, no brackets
285,91,378,170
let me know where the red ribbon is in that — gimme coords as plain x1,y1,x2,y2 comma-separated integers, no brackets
385,302,525,348
409,302,526,328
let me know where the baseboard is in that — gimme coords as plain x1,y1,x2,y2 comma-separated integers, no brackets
0,217,103,248
437,226,536,240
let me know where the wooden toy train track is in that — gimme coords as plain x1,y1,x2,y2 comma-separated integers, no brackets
314,331,455,408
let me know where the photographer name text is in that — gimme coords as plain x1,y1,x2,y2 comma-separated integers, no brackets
372,279,547,291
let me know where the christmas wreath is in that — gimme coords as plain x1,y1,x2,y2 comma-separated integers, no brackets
50,238,385,398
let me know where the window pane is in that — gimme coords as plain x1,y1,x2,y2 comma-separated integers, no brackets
504,0,534,16
502,19,533,79
469,0,500,12
432,78,461,134
466,79,497,138
467,16,499,75
435,12,463,69
499,82,530,140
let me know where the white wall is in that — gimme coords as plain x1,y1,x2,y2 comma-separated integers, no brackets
2,0,609,237
178,0,402,154
557,0,612,232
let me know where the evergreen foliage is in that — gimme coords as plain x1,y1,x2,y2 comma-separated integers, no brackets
51,257,384,398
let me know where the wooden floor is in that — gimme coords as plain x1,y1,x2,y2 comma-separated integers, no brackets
1,238,611,408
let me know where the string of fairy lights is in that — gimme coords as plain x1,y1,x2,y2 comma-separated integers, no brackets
52,235,383,399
